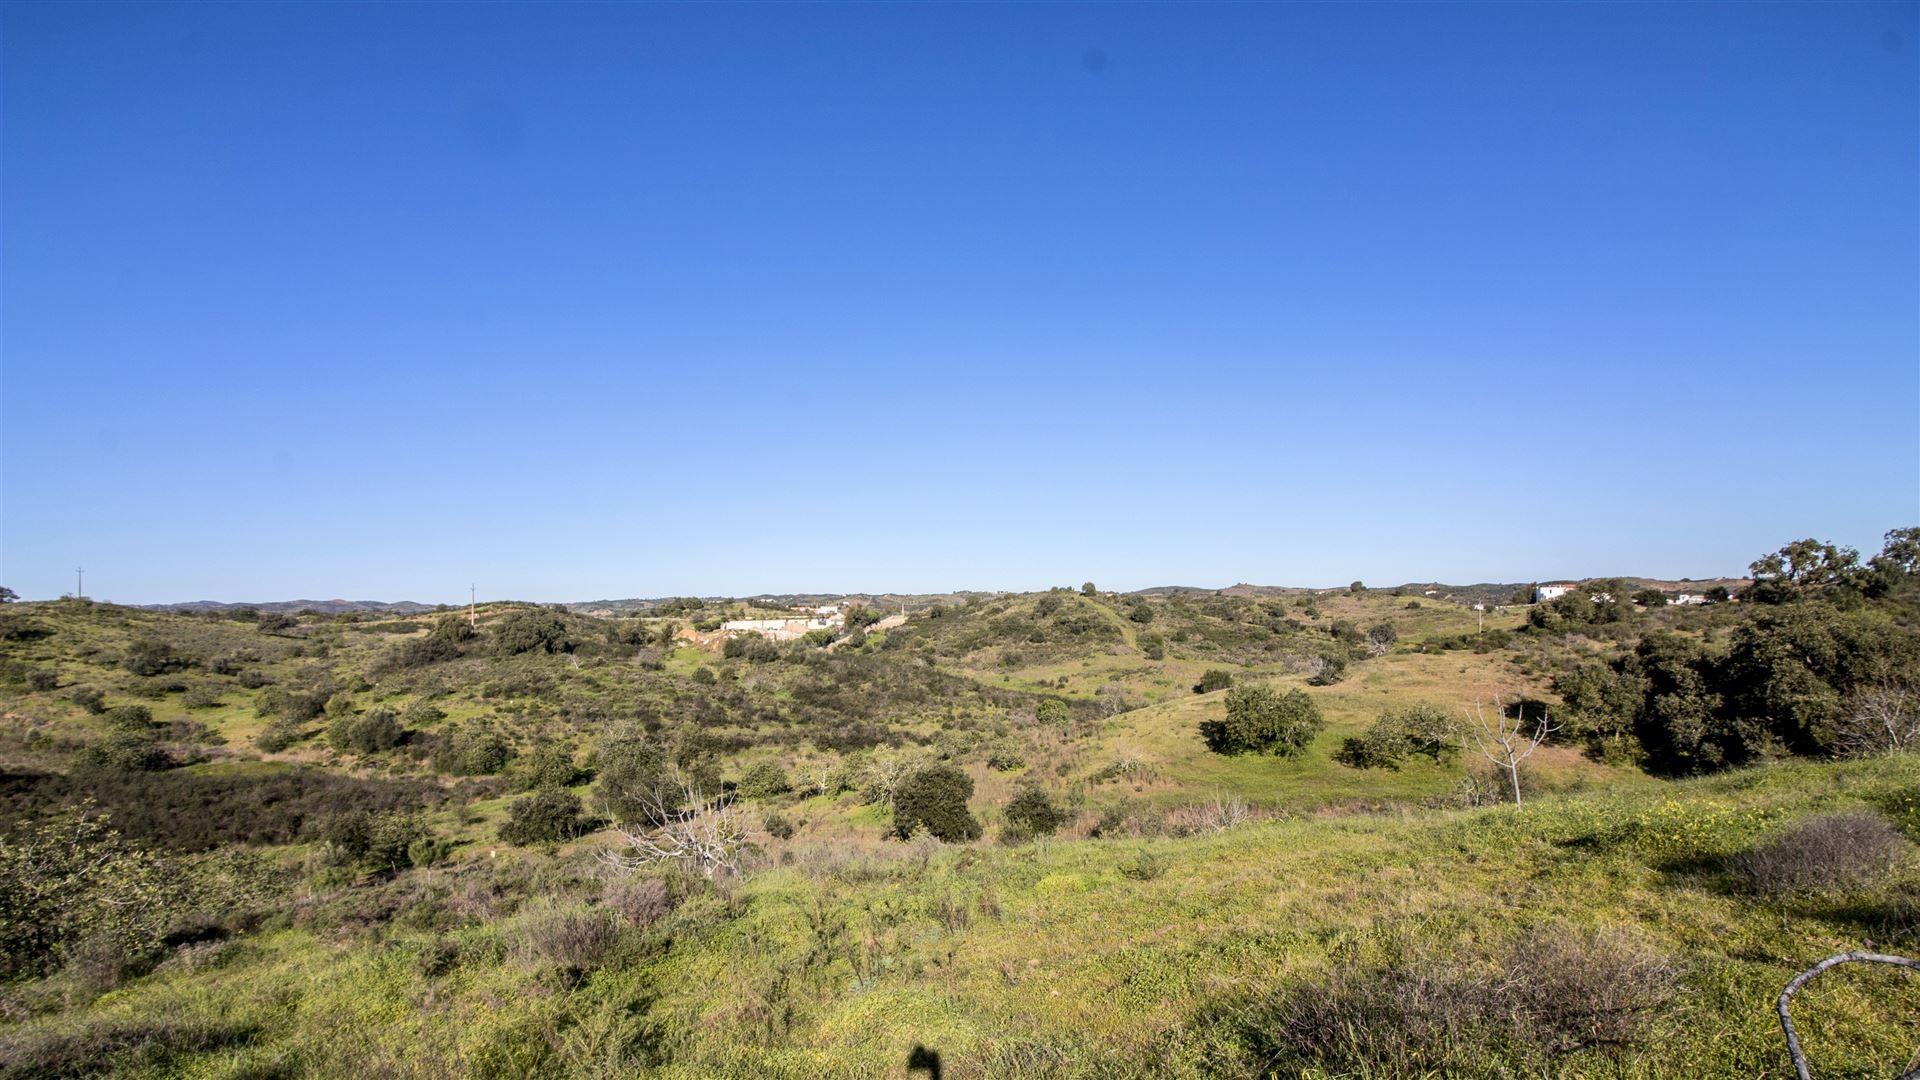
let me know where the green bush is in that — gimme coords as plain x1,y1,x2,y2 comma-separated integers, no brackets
1194,669,1234,694
69,687,107,714
104,704,154,732
26,669,58,692
1003,787,1070,841
328,709,404,755
735,762,792,800
1336,704,1457,770
892,765,982,842
499,788,587,846
1035,699,1071,731
1201,685,1324,756
762,812,796,840
492,608,573,656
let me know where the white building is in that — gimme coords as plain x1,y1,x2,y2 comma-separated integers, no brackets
1672,593,1708,606
1534,584,1576,602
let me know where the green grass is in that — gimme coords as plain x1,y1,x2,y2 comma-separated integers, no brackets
6,755,1916,1078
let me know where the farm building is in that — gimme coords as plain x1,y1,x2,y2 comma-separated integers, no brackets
1534,583,1576,602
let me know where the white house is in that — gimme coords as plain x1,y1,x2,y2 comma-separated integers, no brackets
1534,583,1576,602
1672,593,1708,606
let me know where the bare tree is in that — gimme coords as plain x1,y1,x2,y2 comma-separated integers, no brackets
1458,691,1558,808
1834,680,1920,758
599,770,748,879
862,752,919,810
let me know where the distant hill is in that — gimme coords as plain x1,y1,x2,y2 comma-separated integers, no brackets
150,599,443,615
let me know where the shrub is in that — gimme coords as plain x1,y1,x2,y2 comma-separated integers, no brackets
1366,622,1399,656
181,684,223,709
327,709,404,755
1035,699,1071,731
602,876,674,927
316,811,426,872
431,726,512,776
593,734,675,825
70,687,107,714
1194,669,1234,694
762,811,796,840
1306,653,1349,686
493,608,573,655
104,704,154,732
1336,704,1457,770
73,732,172,773
516,742,581,790
1231,926,1676,1073
122,638,182,677
1733,811,1908,895
254,720,306,752
892,765,982,842
258,686,327,724
0,809,187,980
735,762,792,801
1200,685,1324,756
499,788,587,846
25,669,58,692
514,904,619,974
1003,787,1070,842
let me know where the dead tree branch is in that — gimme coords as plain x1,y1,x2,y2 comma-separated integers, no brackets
1777,951,1920,1080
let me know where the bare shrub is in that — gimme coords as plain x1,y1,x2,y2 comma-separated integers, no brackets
1234,926,1677,1073
1168,794,1250,836
1733,811,1908,896
513,904,619,972
601,876,673,928
1501,924,1679,1055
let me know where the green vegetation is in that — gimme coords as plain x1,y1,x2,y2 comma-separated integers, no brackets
0,531,1915,1077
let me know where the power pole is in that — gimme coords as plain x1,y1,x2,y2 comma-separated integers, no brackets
75,567,84,600
469,584,478,629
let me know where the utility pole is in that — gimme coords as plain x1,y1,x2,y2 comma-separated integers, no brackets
75,567,84,600
469,584,478,629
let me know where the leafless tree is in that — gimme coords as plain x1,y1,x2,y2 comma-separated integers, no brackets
599,770,747,879
862,752,919,810
1457,691,1558,808
1834,680,1920,758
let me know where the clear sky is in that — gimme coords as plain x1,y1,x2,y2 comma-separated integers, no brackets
3,1,1915,604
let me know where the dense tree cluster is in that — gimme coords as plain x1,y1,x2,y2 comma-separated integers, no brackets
1555,530,1920,774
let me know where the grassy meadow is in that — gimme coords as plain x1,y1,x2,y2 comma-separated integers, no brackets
1,567,1917,1078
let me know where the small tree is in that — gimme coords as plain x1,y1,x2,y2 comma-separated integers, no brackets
1364,623,1399,657
892,765,982,842
599,771,747,878
1458,691,1558,807
492,608,572,655
1194,669,1234,694
1003,787,1070,841
1349,581,1365,594
0,587,17,603
500,788,588,846
735,761,792,801
1035,699,1071,732
1081,582,1098,597
1201,685,1324,756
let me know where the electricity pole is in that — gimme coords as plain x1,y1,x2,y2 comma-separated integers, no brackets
75,567,84,600
469,584,478,629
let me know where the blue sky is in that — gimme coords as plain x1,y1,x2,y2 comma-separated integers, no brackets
3,1,1915,603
